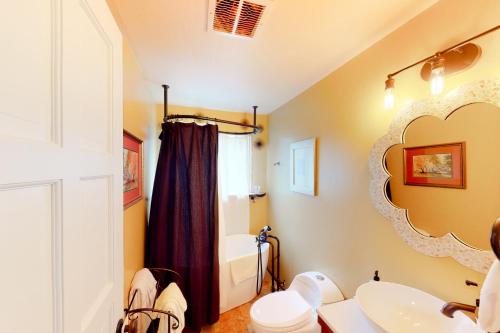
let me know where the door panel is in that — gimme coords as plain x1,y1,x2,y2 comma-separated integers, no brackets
0,182,62,332
0,0,57,143
74,0,113,153
0,0,123,332
80,176,114,331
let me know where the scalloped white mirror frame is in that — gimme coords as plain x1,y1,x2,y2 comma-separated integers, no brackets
369,80,500,273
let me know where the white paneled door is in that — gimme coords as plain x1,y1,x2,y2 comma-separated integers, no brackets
0,0,123,332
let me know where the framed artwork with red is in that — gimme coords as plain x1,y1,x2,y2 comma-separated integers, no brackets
123,130,143,208
404,142,466,189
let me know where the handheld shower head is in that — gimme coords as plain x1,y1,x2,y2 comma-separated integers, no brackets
260,225,272,233
257,226,272,243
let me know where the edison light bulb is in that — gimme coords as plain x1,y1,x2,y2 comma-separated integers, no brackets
430,66,445,95
384,77,395,109
384,87,394,109
429,55,445,96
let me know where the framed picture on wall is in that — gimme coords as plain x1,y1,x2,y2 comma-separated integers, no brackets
404,142,466,189
123,130,143,208
290,138,316,196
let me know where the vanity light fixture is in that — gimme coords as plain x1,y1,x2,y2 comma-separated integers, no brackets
384,76,395,109
383,24,500,109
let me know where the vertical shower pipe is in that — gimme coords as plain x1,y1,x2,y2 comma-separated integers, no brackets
268,235,282,291
162,84,169,119
253,106,257,133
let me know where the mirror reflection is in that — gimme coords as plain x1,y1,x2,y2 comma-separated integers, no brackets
385,103,500,250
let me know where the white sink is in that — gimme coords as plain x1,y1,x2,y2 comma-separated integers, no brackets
355,281,484,333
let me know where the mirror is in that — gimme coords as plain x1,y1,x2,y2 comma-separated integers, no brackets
369,80,500,273
385,103,500,250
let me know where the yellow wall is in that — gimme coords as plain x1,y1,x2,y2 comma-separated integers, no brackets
267,0,500,304
123,40,156,302
386,103,500,250
155,104,269,235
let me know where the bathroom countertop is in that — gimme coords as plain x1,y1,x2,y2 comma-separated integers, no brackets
318,299,380,333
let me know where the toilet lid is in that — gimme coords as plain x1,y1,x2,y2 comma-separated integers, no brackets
250,290,312,329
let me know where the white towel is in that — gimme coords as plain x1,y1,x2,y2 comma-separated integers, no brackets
230,253,258,285
478,259,500,332
156,282,187,333
128,268,157,333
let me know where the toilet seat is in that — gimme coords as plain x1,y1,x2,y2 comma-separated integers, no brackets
250,290,313,332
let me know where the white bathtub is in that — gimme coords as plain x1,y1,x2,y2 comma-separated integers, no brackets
220,234,269,313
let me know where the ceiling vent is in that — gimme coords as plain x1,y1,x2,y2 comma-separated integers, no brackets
208,0,273,38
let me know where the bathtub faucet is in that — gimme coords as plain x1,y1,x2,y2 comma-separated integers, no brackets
257,226,284,292
258,225,272,242
256,226,271,295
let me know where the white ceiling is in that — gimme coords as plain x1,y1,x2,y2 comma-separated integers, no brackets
109,0,438,113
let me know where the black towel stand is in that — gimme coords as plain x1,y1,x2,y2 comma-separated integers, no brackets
116,268,183,333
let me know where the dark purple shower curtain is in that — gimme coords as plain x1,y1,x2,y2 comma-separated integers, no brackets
147,122,219,332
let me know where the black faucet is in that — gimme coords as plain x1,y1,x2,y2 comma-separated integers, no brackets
441,277,479,318
441,302,476,318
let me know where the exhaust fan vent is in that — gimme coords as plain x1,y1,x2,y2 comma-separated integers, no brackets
236,2,265,37
213,0,240,34
209,0,272,38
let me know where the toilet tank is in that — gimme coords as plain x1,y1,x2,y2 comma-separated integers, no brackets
288,272,344,309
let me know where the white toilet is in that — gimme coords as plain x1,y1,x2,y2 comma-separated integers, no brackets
250,272,344,333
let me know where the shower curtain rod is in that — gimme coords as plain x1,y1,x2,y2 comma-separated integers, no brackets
162,85,262,135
